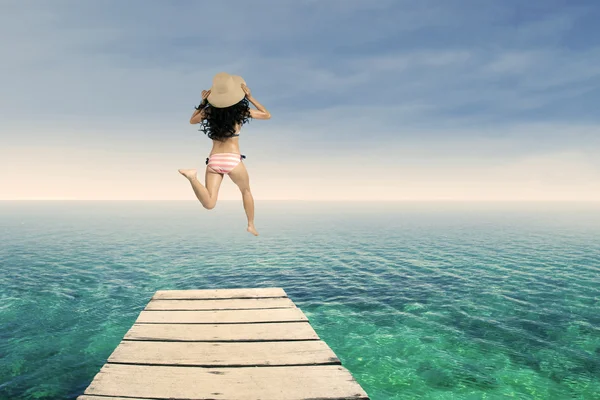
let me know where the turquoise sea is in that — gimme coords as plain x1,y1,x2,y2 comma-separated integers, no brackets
1,201,599,400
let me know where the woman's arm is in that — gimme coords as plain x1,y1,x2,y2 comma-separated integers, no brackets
242,84,271,120
190,90,211,124
248,96,271,120
190,101,207,124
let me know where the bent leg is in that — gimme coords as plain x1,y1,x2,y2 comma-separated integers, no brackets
178,168,223,210
227,161,258,236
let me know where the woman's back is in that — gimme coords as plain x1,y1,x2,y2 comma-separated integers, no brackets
209,122,242,156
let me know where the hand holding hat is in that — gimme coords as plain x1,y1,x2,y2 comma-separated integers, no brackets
195,89,212,110
241,84,251,98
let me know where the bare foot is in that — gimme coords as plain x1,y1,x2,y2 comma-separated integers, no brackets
247,225,259,236
178,169,197,180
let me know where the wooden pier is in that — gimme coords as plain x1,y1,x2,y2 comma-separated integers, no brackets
77,287,369,400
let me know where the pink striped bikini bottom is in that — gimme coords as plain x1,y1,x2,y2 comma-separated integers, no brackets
205,153,246,174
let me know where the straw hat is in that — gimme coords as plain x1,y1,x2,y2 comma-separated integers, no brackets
207,72,246,108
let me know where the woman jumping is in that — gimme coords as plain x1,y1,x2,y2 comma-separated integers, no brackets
178,72,271,236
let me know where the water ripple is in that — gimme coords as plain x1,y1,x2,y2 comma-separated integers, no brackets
1,202,599,399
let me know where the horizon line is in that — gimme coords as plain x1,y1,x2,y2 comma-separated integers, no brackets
1,199,599,203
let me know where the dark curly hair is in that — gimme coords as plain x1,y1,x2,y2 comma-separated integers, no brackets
199,98,251,141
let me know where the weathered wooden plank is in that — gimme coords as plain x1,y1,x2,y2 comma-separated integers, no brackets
152,287,287,300
145,297,296,311
78,397,153,400
80,363,369,400
79,395,365,400
78,397,368,400
135,308,308,324
124,322,320,342
108,340,340,366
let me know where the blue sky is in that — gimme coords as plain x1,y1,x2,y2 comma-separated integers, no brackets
2,0,599,201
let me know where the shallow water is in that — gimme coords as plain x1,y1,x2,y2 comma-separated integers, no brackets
1,201,599,399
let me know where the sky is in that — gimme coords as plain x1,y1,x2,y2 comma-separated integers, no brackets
1,0,600,201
